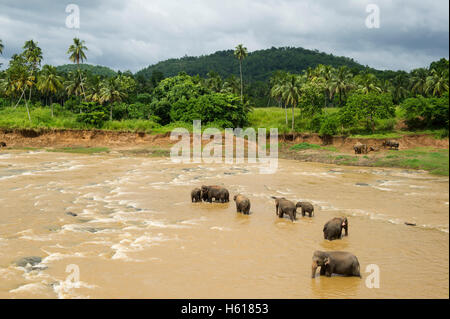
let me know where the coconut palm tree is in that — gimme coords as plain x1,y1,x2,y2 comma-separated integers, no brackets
410,68,429,96
22,40,42,105
99,77,127,121
270,71,289,125
0,39,3,55
426,69,449,97
390,73,410,104
37,65,63,116
280,73,304,131
356,73,382,94
234,44,248,103
330,66,354,106
65,70,86,100
67,38,88,99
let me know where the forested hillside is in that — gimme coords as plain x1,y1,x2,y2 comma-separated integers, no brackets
56,64,117,77
136,47,367,82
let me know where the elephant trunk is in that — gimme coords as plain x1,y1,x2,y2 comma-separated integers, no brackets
311,261,318,278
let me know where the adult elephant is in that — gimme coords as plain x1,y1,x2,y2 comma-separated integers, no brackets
353,142,368,154
323,217,348,240
201,185,229,203
271,197,297,222
296,201,314,217
311,251,361,278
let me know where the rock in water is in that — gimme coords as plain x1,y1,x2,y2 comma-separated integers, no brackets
15,256,42,267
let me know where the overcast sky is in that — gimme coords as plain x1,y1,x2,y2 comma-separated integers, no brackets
0,0,448,72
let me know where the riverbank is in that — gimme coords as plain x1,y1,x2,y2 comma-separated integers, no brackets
1,128,448,176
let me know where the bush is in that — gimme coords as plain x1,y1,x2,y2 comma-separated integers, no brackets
319,115,339,136
401,93,449,130
76,111,108,127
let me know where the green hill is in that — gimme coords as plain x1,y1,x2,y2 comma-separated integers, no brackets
56,64,117,77
136,46,368,82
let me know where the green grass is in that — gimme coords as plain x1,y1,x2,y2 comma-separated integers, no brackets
47,147,110,154
374,147,449,176
290,142,338,152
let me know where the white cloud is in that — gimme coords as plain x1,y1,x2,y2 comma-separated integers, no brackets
0,0,448,72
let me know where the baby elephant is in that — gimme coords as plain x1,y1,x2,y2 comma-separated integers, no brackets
323,217,348,240
233,194,251,215
312,251,361,278
191,188,202,202
296,201,314,217
354,142,368,154
271,196,297,222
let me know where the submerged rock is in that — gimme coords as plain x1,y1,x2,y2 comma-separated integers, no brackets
66,211,77,217
355,183,370,186
15,256,42,268
405,222,417,227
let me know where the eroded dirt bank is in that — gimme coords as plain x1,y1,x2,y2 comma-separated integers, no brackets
0,128,448,150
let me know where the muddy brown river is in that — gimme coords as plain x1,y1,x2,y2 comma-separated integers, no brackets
0,150,448,298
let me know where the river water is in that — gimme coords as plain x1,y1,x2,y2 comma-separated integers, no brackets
0,150,448,298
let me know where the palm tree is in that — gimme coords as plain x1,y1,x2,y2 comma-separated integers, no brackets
280,74,303,131
0,39,3,55
270,71,289,124
99,77,127,121
356,73,382,94
65,70,86,101
234,44,248,103
37,65,63,116
330,66,354,106
410,68,429,96
221,75,240,95
390,73,410,103
22,40,42,105
426,69,449,97
67,38,88,99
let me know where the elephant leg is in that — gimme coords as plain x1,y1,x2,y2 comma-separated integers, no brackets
279,209,284,218
302,209,305,217
319,266,326,276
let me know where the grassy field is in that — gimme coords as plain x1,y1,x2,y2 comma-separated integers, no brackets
286,142,449,176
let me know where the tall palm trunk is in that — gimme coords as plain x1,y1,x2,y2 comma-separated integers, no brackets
284,102,288,125
15,90,26,108
291,104,295,131
23,89,31,123
239,60,243,103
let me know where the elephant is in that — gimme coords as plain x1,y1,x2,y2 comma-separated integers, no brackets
296,201,314,217
201,185,229,203
323,217,348,240
353,142,368,154
271,196,297,222
311,251,361,278
191,188,202,202
382,140,399,150
0,142,6,148
233,194,251,214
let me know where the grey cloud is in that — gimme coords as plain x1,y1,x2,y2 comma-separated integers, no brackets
0,0,448,72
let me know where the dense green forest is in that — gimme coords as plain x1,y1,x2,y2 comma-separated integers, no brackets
136,47,366,82
0,38,448,138
55,64,117,77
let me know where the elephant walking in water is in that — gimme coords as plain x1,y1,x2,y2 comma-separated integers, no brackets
311,251,361,278
191,188,202,202
201,185,229,203
233,194,251,214
271,197,297,222
323,217,348,240
296,201,314,217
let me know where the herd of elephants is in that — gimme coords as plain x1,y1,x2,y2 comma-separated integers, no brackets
191,185,361,279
